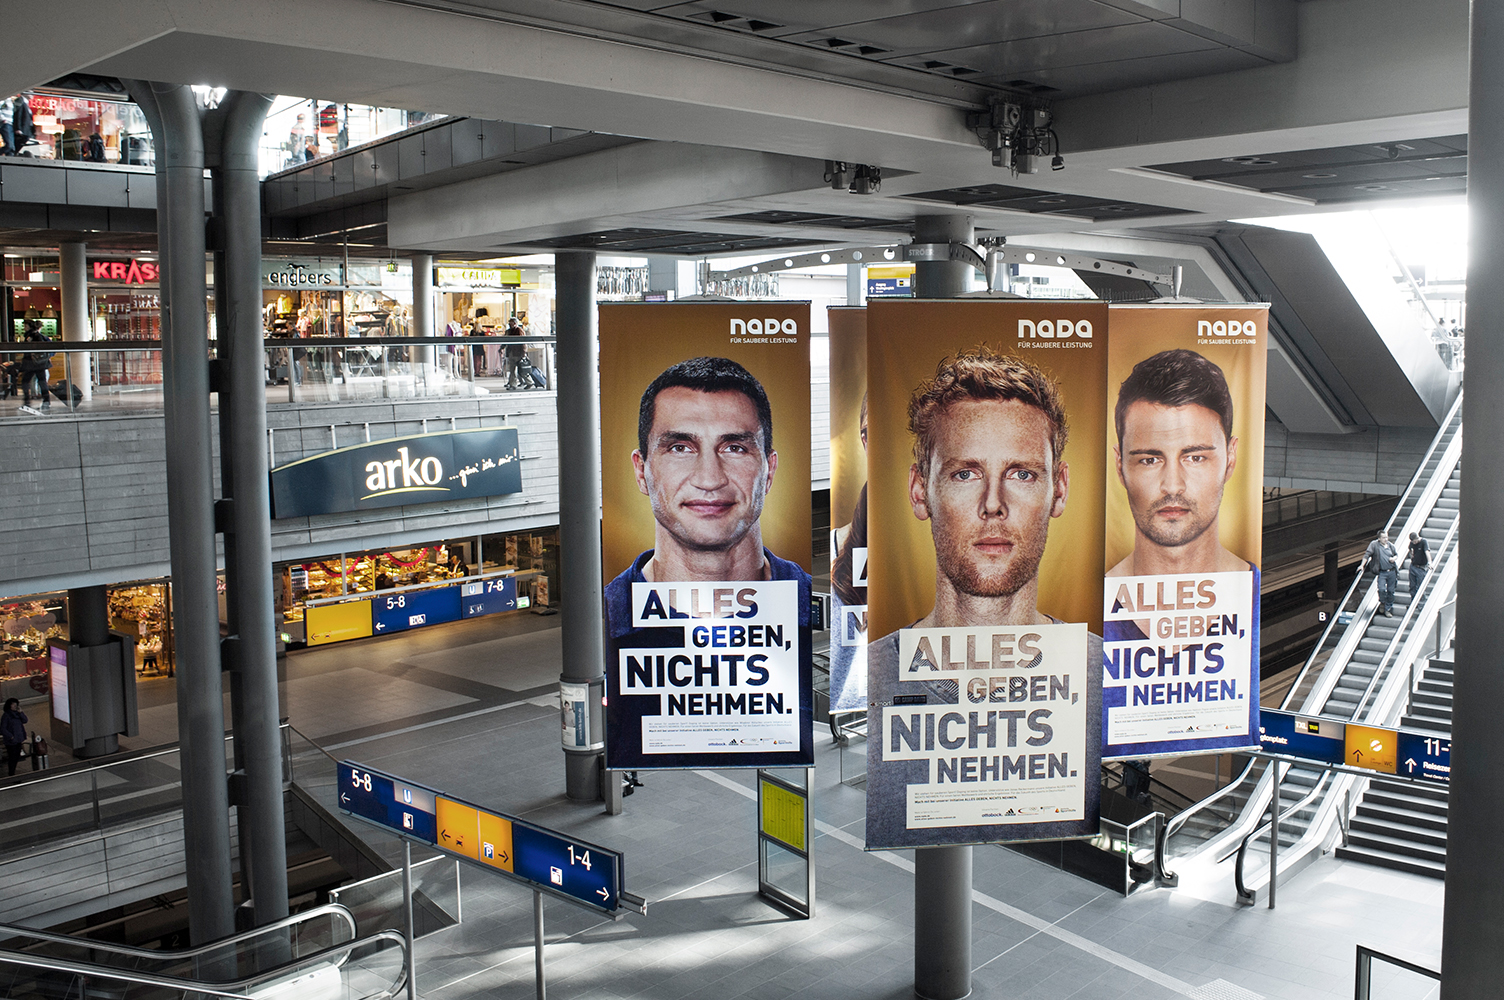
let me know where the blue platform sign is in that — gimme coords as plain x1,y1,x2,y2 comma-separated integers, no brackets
512,821,620,912
1257,709,1346,766
461,576,518,618
337,761,439,843
373,586,461,634
1396,731,1452,783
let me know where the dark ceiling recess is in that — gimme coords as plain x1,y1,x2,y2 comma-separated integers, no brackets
904,183,1192,222
713,211,913,232
521,228,819,255
686,10,783,32
1147,135,1468,204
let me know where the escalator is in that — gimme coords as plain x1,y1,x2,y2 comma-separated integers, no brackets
1164,393,1462,896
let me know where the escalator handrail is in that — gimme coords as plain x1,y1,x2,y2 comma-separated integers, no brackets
1164,755,1260,841
1278,394,1462,714
0,902,357,968
0,927,409,999
1217,762,1333,865
1345,514,1459,720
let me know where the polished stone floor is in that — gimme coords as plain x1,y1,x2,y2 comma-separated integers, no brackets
278,610,1444,1000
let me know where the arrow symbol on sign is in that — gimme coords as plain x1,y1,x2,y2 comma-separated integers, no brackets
597,888,609,900
376,623,386,631
1351,750,1363,763
340,793,350,804
1405,758,1418,773
442,829,452,842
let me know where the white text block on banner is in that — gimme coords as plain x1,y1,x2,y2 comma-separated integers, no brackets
885,622,1089,829
1102,570,1255,749
623,581,800,754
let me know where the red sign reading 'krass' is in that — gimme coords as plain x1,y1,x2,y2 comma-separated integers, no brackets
92,260,159,284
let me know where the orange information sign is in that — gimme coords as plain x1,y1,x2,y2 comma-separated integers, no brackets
1345,725,1398,775
306,600,373,645
435,797,481,860
477,811,515,872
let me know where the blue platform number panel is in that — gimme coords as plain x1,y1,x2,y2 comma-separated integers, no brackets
338,761,439,843
512,822,620,911
461,576,518,618
373,586,462,635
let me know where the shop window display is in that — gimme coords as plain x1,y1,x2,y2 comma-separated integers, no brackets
1,598,66,706
108,584,173,676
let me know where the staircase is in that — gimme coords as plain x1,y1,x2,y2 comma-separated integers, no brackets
1336,654,1452,877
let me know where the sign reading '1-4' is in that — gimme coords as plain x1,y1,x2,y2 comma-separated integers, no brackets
337,761,624,913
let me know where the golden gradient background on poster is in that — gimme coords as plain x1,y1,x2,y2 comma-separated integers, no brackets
866,300,1110,640
1104,305,1269,570
829,307,868,530
598,302,813,582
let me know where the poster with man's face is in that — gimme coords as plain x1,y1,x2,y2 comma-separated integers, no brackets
600,303,814,770
1101,304,1267,760
865,300,1105,850
828,307,868,713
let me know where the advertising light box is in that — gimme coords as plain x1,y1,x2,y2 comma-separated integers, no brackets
373,586,461,635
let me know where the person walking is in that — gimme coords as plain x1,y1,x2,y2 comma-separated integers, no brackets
502,316,527,389
1407,530,1430,600
1365,529,1399,617
0,96,14,156
18,325,54,412
2,698,28,777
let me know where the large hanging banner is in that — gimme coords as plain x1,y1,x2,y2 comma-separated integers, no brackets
865,300,1105,849
600,303,815,770
827,307,868,713
1101,304,1268,760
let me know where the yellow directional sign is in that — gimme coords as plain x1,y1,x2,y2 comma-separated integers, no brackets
478,811,515,872
1345,724,1398,775
436,797,481,860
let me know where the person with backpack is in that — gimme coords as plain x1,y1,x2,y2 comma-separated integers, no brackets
1407,530,1430,599
2,698,28,777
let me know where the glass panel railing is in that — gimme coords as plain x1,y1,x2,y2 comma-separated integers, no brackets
330,857,462,940
0,337,556,416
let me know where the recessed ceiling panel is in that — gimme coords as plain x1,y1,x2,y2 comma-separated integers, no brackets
905,183,1192,222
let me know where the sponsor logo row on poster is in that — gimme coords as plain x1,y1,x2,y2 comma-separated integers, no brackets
596,299,1267,851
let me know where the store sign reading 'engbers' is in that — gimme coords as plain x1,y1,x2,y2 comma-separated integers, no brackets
270,428,522,518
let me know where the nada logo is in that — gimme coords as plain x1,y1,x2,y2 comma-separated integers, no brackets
730,318,799,335
1018,319,1092,339
1198,319,1258,336
362,446,451,500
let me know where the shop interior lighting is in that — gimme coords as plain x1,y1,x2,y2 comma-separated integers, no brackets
967,98,1063,176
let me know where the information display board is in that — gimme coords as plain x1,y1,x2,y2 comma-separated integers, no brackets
1256,709,1450,783
306,600,374,646
338,760,625,912
373,586,461,635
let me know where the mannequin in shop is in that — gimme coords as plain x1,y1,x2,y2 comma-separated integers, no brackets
443,311,464,376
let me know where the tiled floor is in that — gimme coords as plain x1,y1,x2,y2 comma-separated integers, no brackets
282,610,1445,1000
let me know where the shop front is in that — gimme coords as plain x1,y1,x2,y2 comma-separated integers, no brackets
435,262,555,382
278,527,559,646
24,89,154,164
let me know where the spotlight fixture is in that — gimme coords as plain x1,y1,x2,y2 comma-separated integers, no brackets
824,160,851,190
966,97,1062,176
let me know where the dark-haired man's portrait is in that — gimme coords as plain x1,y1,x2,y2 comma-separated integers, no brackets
605,357,812,638
1108,349,1252,577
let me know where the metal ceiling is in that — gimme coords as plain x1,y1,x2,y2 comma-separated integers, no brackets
904,182,1194,222
591,0,1297,97
520,227,820,254
1147,135,1468,204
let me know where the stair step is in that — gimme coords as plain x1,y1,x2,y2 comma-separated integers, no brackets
1399,717,1451,734
1366,791,1448,816
1354,802,1448,832
1350,816,1448,847
1345,828,1447,862
1335,844,1446,879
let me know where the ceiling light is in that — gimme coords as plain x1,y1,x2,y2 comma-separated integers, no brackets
1302,172,1337,179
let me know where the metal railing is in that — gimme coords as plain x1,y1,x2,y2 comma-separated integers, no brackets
0,902,355,983
0,927,409,1000
0,335,557,416
1354,945,1440,999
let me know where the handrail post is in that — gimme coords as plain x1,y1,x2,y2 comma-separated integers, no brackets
402,839,417,1000
1355,946,1371,1000
1269,761,1281,910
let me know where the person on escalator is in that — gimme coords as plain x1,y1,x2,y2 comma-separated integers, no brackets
1406,531,1430,600
1364,529,1399,617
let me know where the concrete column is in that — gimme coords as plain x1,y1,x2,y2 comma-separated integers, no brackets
412,253,436,381
60,242,91,400
910,211,975,1000
1442,4,1504,996
219,91,289,938
913,215,974,299
555,251,605,800
846,262,865,306
647,257,678,298
128,79,237,948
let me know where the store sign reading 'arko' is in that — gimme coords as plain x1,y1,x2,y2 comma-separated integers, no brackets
270,428,522,518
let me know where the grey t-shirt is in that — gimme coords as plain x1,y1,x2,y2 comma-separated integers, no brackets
865,618,1103,850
